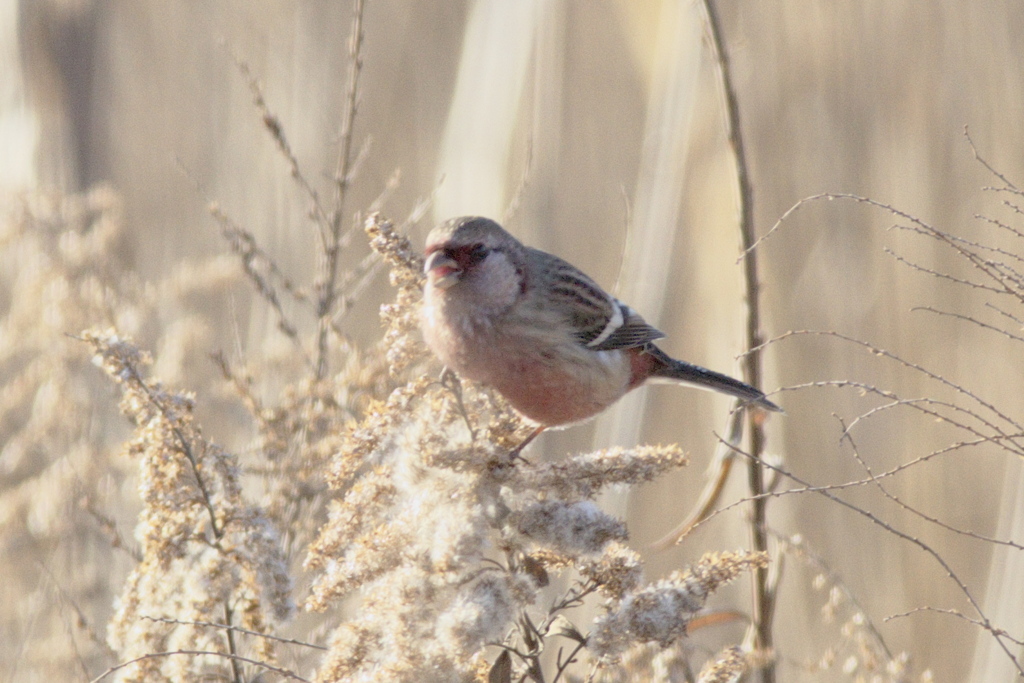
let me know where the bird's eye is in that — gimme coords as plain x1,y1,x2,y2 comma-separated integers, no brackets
467,244,489,264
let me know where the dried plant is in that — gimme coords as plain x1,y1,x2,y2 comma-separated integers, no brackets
588,551,767,660
772,532,915,682
696,647,748,683
12,5,1024,683
0,187,149,679
718,135,1024,681
3,6,782,679
0,188,134,533
298,214,764,682
85,330,293,682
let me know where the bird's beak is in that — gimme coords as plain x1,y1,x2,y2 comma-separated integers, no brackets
424,250,462,289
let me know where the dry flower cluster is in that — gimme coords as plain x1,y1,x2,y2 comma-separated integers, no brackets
12,10,1021,681
0,187,772,682
85,329,293,682
773,532,916,682
300,214,767,682
8,136,1014,683
0,188,192,679
2,181,957,683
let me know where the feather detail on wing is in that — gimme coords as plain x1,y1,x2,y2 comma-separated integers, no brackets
587,302,665,350
532,249,665,351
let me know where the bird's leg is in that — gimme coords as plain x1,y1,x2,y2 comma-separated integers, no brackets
439,366,461,394
439,367,478,441
507,425,545,463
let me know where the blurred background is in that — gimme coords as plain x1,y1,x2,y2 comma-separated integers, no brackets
3,0,1024,680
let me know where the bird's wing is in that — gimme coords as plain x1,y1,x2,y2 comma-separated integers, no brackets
532,250,665,351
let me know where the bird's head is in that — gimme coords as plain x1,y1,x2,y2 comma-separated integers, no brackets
424,217,523,291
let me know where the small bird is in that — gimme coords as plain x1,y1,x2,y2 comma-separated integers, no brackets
420,216,780,436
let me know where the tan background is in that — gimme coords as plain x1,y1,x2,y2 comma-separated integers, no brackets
4,0,1024,680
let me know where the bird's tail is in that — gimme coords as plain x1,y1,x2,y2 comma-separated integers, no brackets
646,345,782,413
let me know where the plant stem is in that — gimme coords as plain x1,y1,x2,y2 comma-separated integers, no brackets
700,1,776,680
316,0,366,381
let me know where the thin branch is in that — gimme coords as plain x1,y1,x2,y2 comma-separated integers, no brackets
552,639,588,683
765,528,898,663
964,126,1020,192
878,211,1024,302
782,380,1024,466
743,191,1024,299
764,329,1024,438
234,58,333,241
833,387,1016,452
316,0,367,381
700,2,776,678
975,211,1024,242
884,247,1009,294
838,412,1024,550
888,224,1024,296
88,649,310,683
913,306,1024,345
140,616,328,651
209,204,311,360
692,463,1024,554
717,438,1024,677
1001,197,1024,214
886,606,1024,649
642,370,1024,550
958,215,1024,262
986,301,1024,328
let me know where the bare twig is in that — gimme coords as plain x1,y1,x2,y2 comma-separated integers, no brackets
964,126,1020,192
140,616,328,651
209,204,310,359
686,455,1024,554
235,58,332,235
89,649,310,683
316,0,367,380
700,2,776,678
552,639,588,683
764,329,1024,439
717,437,1024,677
765,528,898,664
883,247,1009,294
837,411,1024,552
913,305,1024,345
886,606,1024,649
80,496,142,563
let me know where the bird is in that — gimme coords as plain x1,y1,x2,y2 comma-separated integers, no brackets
420,216,780,442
